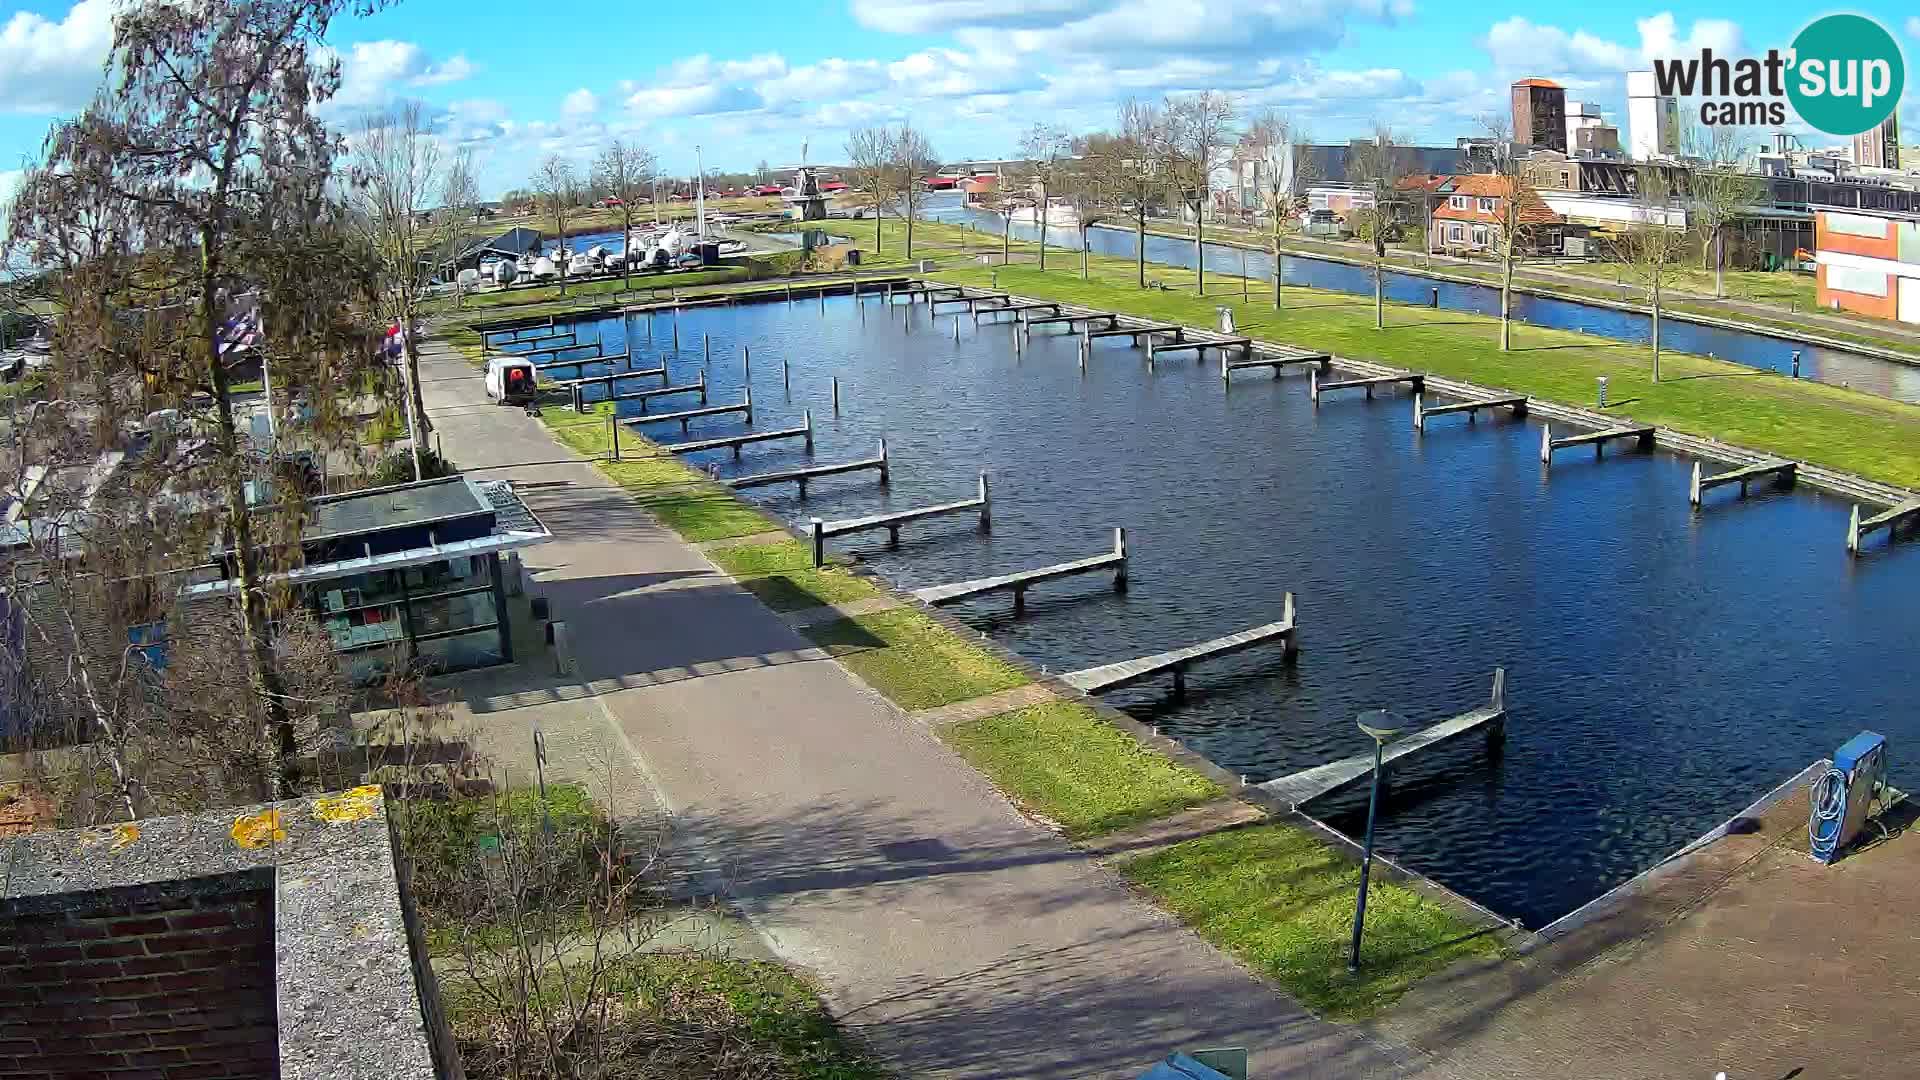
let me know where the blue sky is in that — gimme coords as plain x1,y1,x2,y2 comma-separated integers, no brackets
1,0,1917,201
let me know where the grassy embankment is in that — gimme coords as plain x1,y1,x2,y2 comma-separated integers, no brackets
775,215,1920,490
437,269,1512,1021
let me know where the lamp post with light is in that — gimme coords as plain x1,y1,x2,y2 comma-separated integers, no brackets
1348,709,1403,972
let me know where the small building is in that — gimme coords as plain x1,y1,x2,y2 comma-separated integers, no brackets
1813,207,1920,323
182,474,551,683
1429,174,1564,255
1512,77,1568,154
445,226,543,273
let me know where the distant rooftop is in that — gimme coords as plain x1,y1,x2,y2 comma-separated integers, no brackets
306,474,489,544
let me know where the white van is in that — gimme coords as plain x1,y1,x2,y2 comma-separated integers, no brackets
484,355,537,405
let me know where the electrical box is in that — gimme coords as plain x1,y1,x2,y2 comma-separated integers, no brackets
1810,731,1888,864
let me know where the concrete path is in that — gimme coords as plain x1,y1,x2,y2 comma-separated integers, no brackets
415,338,1413,1078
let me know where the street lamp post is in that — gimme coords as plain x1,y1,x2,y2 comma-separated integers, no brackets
1348,709,1404,972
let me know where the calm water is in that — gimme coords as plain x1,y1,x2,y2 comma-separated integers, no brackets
553,298,1920,928
921,196,1920,404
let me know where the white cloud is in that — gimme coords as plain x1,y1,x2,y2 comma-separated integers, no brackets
1908,16,1920,39
953,0,1410,63
625,83,764,119
328,40,478,108
561,88,599,119
0,0,114,114
1482,13,1743,77
852,0,1103,34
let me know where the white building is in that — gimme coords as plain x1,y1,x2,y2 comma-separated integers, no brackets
1626,70,1680,160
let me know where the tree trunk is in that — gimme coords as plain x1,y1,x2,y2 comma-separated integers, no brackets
905,195,914,260
1499,252,1513,351
1650,281,1662,383
1136,210,1146,288
1082,227,1090,280
1274,246,1284,308
202,235,297,800
1713,227,1725,298
554,210,568,297
875,204,883,253
1002,216,1010,265
621,207,632,293
1194,206,1205,295
1374,258,1384,329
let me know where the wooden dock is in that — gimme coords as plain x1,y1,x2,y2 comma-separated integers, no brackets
1221,347,1331,381
1150,336,1250,362
488,331,574,352
810,473,992,566
1086,323,1183,345
1539,423,1655,464
977,301,1062,322
1061,595,1297,695
727,438,887,496
547,363,659,410
623,371,709,410
1412,391,1529,431
519,341,606,365
929,290,1008,312
1847,497,1920,554
1310,369,1424,402
480,315,555,339
624,392,752,434
884,283,964,304
913,528,1128,614
543,362,658,388
669,410,810,458
1025,312,1116,333
1259,669,1508,810
1690,460,1796,507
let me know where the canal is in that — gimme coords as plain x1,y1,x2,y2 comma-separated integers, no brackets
920,196,1920,404
547,296,1920,929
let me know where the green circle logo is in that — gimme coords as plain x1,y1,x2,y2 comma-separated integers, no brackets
1787,14,1905,137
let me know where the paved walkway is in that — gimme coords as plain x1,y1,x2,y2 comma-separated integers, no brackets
415,338,1412,1078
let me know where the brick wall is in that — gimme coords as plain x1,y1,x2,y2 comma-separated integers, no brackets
0,878,278,1080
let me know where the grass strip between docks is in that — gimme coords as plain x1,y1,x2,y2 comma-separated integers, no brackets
543,404,777,543
801,608,1029,711
942,700,1221,838
1120,824,1503,1021
706,539,879,612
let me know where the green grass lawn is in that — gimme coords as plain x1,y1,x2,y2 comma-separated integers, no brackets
803,608,1028,710
707,539,879,612
881,227,1920,489
943,701,1221,837
545,408,778,543
1121,824,1502,1020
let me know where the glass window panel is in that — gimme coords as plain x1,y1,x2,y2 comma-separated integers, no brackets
409,590,497,637
414,630,505,674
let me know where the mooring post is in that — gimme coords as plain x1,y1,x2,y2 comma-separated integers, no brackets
1488,666,1508,744
783,358,790,389
953,315,961,342
1847,505,1862,554
699,368,708,405
803,409,814,451
743,345,750,381
811,518,825,567
1539,424,1553,465
1282,591,1298,658
1309,367,1320,403
1412,391,1425,432
786,283,792,305
1146,338,1156,370
608,413,621,462
877,437,890,485
1113,527,1128,591
820,289,826,314
673,319,679,350
832,376,840,414
1689,462,1702,507
743,384,754,425
1172,665,1186,696
1013,586,1026,616
703,333,710,369
1220,350,1229,383
977,471,992,531
797,477,809,499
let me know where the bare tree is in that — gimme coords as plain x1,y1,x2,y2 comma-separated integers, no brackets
1618,165,1691,383
1161,91,1237,295
1062,149,1112,281
439,149,481,307
348,100,442,481
534,155,578,297
4,0,386,799
893,124,940,261
1685,124,1761,299
845,126,897,254
1476,115,1550,351
1088,99,1169,289
1347,123,1409,330
1243,109,1317,309
592,139,658,293
1016,124,1075,271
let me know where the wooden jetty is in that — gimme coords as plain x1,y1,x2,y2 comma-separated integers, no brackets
1086,323,1184,346
624,392,752,434
1412,391,1529,431
622,371,709,410
1259,669,1508,810
728,438,887,497
1689,460,1796,507
810,472,992,566
929,290,1008,312
547,363,660,410
1847,497,1920,554
542,361,657,388
1150,336,1250,362
913,528,1128,614
480,315,555,339
1539,423,1655,464
1061,595,1297,695
1310,369,1424,402
517,341,606,365
488,330,574,351
1025,312,1116,333
1221,347,1331,381
670,410,810,459
976,301,1062,322
884,283,964,304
